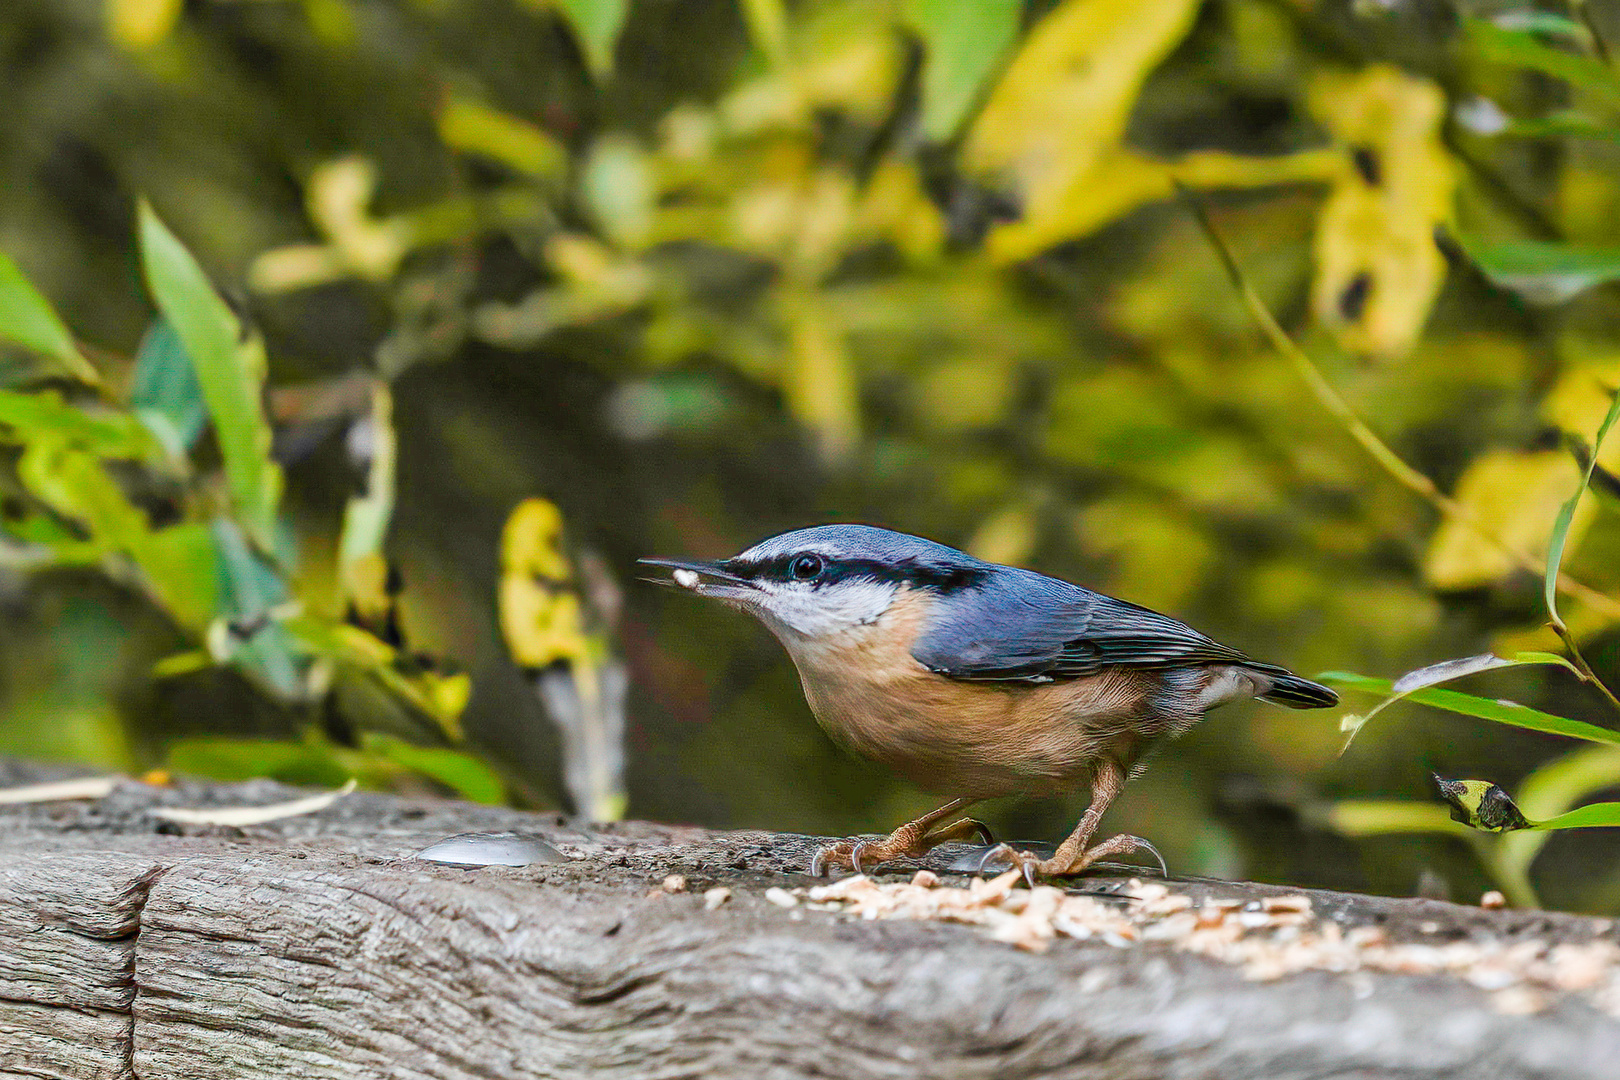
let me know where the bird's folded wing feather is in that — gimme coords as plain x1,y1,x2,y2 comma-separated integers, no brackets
910,568,1251,682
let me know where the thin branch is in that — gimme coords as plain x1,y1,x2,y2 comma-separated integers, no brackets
1176,184,1620,623
1552,620,1620,713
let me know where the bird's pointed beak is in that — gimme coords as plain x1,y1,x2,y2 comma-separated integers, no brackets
637,557,759,600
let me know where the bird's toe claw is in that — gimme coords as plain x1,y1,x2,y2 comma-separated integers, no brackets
1122,835,1169,878
850,840,871,875
810,842,854,877
976,843,1013,877
976,843,1039,886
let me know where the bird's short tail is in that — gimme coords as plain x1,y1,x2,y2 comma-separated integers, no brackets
1252,666,1339,708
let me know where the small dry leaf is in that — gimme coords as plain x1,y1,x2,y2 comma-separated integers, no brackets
148,780,357,826
0,776,120,804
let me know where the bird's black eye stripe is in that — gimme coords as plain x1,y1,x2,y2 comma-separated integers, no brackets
733,554,987,591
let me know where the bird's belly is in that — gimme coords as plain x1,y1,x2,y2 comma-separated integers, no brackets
791,647,1154,798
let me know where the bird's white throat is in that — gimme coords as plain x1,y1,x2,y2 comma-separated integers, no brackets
751,579,901,642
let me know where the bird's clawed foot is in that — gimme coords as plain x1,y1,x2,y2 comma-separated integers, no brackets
810,816,995,877
977,833,1168,887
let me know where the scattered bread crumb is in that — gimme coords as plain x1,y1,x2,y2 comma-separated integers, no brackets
1480,891,1506,910
770,875,1620,1013
704,886,732,910
662,874,688,894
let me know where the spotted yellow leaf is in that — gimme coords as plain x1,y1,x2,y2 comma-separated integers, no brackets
1309,66,1456,361
1424,449,1590,590
962,0,1201,260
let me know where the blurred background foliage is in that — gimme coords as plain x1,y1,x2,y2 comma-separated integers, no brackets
4,0,1620,910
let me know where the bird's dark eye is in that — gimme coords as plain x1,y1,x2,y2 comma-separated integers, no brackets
790,554,824,581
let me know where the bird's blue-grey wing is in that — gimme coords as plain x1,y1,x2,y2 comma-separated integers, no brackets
910,567,1252,682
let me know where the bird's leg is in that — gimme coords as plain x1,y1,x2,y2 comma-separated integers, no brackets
810,797,988,876
980,760,1166,886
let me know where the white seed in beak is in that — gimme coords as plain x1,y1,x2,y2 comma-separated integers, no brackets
673,568,700,589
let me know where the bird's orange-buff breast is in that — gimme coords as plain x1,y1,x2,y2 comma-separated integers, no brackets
777,587,1154,798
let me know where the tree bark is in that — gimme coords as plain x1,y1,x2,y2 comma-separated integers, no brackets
0,760,1615,1080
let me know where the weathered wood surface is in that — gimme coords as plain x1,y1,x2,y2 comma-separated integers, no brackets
1,758,1617,1080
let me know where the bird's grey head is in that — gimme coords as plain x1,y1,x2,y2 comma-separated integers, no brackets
641,524,989,641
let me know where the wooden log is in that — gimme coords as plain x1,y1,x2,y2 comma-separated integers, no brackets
0,761,1616,1079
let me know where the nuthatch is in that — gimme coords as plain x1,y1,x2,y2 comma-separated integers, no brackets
642,524,1336,884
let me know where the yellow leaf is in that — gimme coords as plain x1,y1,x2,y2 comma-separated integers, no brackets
1425,450,1590,590
782,292,860,461
967,505,1038,567
1309,66,1456,361
855,158,946,264
987,146,1338,264
499,498,591,668
963,0,1202,252
1541,361,1620,469
107,0,182,50
306,158,411,282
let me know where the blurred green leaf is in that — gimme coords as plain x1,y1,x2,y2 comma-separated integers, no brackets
1501,111,1620,144
739,0,791,72
1326,670,1620,746
1455,234,1620,305
0,250,98,383
166,735,349,788
1546,380,1620,628
287,615,471,741
210,518,303,698
556,0,627,78
1323,799,1470,837
907,0,1023,142
365,735,506,804
139,203,284,548
130,318,206,459
13,438,216,626
1468,19,1620,103
300,0,358,45
437,98,567,178
1535,802,1620,829
138,523,220,633
1497,746,1620,888
0,390,154,457
1490,11,1593,45
17,438,147,552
